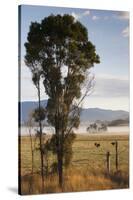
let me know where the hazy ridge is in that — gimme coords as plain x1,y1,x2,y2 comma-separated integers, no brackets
19,100,129,125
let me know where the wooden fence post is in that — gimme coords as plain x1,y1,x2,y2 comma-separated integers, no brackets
115,141,118,171
106,151,110,174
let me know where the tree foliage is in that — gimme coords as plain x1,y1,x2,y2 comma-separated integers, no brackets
32,107,46,123
25,14,100,188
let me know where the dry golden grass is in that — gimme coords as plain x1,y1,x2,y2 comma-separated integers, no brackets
20,167,129,195
19,133,129,194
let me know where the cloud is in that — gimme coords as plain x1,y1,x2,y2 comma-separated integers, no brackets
83,10,90,16
122,26,129,37
71,12,79,21
116,11,129,20
97,73,128,81
21,66,48,101
92,75,129,98
83,95,129,111
82,74,129,110
71,10,90,21
92,15,100,21
20,59,26,68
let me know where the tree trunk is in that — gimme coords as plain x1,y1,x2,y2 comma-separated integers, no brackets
57,148,63,189
38,83,45,193
115,141,118,171
39,134,44,192
55,96,64,190
55,125,63,189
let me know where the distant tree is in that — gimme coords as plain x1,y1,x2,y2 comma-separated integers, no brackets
101,123,107,131
25,14,100,189
87,122,107,133
87,123,97,133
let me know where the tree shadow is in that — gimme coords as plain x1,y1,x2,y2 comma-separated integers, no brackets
8,187,18,194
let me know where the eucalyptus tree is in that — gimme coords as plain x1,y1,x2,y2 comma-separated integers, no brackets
25,14,100,189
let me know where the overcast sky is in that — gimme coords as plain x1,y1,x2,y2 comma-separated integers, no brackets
20,5,129,111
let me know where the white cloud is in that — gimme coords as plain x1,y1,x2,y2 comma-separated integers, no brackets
116,11,129,20
97,73,128,81
71,12,79,21
122,26,129,37
82,74,129,110
21,61,48,101
93,75,129,98
83,10,90,16
71,10,90,21
20,59,25,68
92,15,100,21
83,96,129,111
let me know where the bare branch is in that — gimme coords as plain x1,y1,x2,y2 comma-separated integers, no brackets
65,74,95,136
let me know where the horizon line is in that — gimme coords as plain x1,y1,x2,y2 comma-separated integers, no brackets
19,99,129,112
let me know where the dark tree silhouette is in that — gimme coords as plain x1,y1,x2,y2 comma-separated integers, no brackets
24,44,46,192
25,14,100,189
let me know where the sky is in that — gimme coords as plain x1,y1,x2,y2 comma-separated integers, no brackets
20,5,129,111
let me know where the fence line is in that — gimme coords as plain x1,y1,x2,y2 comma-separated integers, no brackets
71,138,129,172
75,138,129,142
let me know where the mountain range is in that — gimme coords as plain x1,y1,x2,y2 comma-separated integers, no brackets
19,100,129,125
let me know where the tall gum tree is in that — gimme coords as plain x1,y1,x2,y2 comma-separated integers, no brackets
25,14,100,189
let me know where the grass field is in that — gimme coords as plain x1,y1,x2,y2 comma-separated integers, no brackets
19,133,129,194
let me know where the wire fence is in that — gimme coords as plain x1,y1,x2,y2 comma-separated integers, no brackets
71,138,129,173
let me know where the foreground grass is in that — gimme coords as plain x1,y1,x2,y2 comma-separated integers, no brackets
21,168,129,195
19,133,129,194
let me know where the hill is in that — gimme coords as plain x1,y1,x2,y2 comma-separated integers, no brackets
108,118,129,126
80,107,129,125
19,100,47,125
19,100,129,125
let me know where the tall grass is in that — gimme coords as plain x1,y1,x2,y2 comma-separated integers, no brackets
20,134,129,194
21,167,129,195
